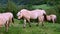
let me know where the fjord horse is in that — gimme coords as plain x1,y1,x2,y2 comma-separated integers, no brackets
46,14,56,24
17,9,46,28
0,12,14,32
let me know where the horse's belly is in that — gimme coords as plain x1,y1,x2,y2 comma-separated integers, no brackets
47,18,51,21
30,14,38,19
30,16,37,19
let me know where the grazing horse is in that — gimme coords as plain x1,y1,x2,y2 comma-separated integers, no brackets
0,12,14,32
46,14,56,24
17,9,46,28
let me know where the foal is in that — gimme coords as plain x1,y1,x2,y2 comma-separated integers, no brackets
46,14,56,24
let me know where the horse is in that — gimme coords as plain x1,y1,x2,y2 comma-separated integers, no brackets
17,9,46,28
46,14,56,24
0,12,14,32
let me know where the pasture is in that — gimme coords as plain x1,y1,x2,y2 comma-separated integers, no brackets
0,19,60,34
0,0,60,34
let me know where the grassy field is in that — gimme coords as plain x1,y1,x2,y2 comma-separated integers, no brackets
0,19,60,34
31,4,54,10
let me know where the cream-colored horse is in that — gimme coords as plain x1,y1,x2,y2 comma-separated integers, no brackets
0,12,14,32
17,9,46,28
46,14,56,24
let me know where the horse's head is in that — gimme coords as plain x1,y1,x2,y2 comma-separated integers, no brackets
17,11,22,20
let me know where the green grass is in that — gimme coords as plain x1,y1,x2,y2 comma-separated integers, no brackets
31,4,54,10
0,19,60,34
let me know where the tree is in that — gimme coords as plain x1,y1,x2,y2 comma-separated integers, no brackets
6,0,18,18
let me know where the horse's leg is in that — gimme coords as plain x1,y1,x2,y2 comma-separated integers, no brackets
36,17,40,26
41,21,44,26
37,16,44,26
27,19,31,27
41,18,44,26
52,19,55,24
8,20,10,27
23,18,26,28
0,25,2,30
5,21,9,32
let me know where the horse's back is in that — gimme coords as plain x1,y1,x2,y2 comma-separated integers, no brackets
17,9,46,19
3,12,13,19
50,14,56,19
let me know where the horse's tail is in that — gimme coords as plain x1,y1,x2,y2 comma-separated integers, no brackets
43,14,47,21
12,18,14,23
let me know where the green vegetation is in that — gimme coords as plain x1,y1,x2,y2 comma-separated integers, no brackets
0,19,60,34
0,0,60,34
